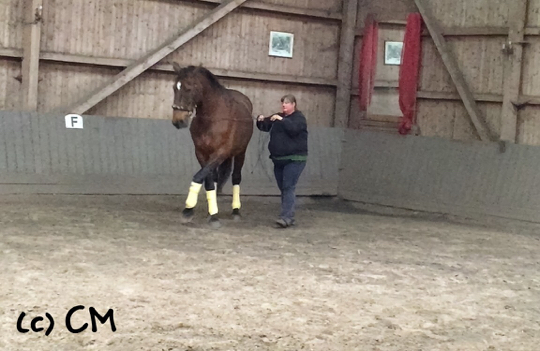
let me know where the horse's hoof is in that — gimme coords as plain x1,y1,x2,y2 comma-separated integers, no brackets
181,208,195,223
232,209,241,221
208,215,221,229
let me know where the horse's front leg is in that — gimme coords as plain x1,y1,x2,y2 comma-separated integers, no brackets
181,180,202,223
181,158,223,227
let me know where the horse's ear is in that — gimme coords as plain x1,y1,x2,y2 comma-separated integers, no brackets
172,62,182,74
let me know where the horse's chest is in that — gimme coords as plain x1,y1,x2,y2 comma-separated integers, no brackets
190,129,222,152
193,135,214,148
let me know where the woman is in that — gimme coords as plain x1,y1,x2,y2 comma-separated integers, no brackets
256,94,308,228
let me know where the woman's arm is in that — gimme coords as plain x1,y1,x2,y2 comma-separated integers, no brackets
256,113,280,132
280,112,307,136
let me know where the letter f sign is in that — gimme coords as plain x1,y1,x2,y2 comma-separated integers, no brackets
65,114,83,129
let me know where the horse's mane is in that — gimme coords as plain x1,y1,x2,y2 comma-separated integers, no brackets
177,66,224,90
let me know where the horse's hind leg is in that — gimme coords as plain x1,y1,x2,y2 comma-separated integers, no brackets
231,152,246,221
204,174,221,228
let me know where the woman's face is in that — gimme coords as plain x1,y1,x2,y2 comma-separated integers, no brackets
281,99,296,115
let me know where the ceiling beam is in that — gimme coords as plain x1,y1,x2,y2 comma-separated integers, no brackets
181,0,341,20
0,49,338,87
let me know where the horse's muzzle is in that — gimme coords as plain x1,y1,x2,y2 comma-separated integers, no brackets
172,109,191,129
172,120,188,129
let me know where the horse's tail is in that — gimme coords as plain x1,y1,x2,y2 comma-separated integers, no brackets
216,157,233,195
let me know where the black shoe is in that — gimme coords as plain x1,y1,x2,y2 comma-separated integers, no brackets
275,218,295,228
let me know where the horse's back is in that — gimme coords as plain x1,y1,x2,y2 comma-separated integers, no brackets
227,89,253,115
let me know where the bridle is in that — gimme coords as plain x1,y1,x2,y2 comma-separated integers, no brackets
172,104,192,113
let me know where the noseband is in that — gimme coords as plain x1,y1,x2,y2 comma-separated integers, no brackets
172,104,192,113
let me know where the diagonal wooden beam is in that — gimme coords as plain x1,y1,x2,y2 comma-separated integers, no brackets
21,0,43,111
57,0,249,115
414,0,494,142
500,0,528,143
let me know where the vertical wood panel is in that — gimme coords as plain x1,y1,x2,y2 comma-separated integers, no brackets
334,0,358,127
518,105,540,145
500,0,528,142
522,37,540,97
0,60,22,111
0,0,23,49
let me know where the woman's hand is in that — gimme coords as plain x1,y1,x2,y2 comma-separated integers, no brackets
257,114,265,121
270,114,283,121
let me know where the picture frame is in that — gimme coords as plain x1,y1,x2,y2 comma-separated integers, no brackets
384,41,403,65
269,31,294,58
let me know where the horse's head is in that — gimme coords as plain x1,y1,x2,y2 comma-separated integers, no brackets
171,63,203,129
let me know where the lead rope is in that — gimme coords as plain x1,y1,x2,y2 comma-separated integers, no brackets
251,123,273,180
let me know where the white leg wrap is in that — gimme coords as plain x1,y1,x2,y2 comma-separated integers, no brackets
185,182,202,208
206,189,218,216
232,185,241,209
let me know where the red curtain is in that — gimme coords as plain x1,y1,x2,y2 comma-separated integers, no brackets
398,13,423,135
358,15,378,113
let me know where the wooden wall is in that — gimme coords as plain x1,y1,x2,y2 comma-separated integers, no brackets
415,1,509,142
520,0,540,144
0,0,342,127
351,0,540,146
5,0,540,145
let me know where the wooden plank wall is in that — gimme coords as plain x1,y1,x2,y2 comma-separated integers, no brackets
0,0,23,49
520,0,540,145
416,0,509,142
350,0,540,146
0,0,341,127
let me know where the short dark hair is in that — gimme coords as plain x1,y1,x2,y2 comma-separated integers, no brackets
281,94,297,106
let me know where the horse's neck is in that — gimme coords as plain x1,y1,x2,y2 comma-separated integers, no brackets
196,86,224,119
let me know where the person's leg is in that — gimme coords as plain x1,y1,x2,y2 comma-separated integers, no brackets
273,159,285,192
279,161,306,224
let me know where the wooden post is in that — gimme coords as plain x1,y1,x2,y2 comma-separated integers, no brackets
21,0,43,111
58,0,249,115
500,0,528,143
333,0,358,128
414,0,494,142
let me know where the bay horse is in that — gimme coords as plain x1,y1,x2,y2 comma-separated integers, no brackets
171,63,254,228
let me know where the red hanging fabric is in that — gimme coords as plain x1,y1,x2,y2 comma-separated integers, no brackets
398,13,423,135
358,15,378,113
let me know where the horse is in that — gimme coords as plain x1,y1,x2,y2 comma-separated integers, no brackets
170,63,254,228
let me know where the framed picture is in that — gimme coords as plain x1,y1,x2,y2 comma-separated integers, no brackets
269,31,294,58
384,41,403,65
